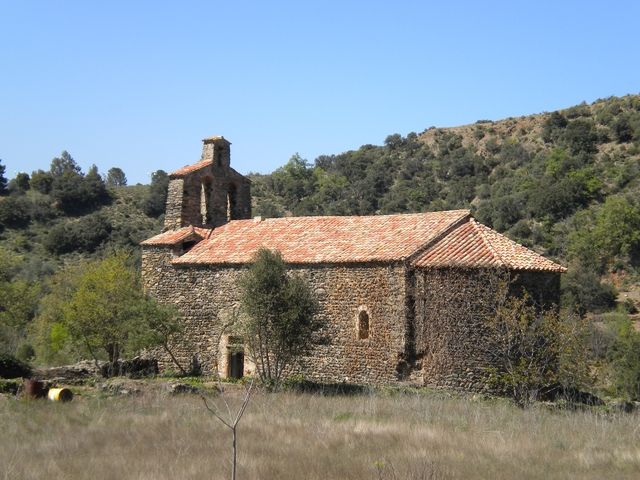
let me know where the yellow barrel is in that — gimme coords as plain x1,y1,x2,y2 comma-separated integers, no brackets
47,387,73,402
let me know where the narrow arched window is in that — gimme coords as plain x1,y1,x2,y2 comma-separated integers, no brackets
200,178,213,225
226,184,237,221
358,310,370,340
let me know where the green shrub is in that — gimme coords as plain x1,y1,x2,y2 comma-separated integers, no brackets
607,314,640,400
44,213,112,254
561,266,617,315
15,343,35,362
0,352,32,379
0,196,31,228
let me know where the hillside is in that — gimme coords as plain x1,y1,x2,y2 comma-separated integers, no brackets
1,94,639,311
249,94,640,313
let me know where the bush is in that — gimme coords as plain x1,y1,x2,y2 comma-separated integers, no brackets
30,170,54,194
607,314,640,400
0,352,32,379
44,213,112,254
15,343,35,362
560,119,599,154
561,265,617,315
50,168,111,215
142,170,169,217
0,196,31,228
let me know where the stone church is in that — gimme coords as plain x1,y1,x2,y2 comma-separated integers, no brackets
141,136,566,390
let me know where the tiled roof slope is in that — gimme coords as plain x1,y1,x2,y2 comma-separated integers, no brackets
170,160,213,178
172,210,471,265
141,226,212,246
412,218,566,272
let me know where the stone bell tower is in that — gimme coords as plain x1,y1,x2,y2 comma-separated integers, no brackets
163,136,251,231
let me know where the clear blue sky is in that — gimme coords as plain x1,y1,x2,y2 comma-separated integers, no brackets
1,1,639,184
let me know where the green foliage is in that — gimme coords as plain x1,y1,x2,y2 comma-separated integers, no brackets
106,167,128,187
44,212,112,254
30,169,53,194
50,163,111,215
15,343,35,362
542,111,568,142
486,295,591,406
568,196,640,271
50,151,81,177
0,159,7,195
142,170,169,217
0,248,40,356
560,265,617,315
0,195,32,228
9,172,30,193
0,352,32,379
607,314,640,400
238,248,321,387
57,252,176,374
31,263,86,365
560,119,599,154
612,116,634,143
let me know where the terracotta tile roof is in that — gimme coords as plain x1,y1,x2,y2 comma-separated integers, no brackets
141,226,213,246
412,218,566,272
170,160,213,178
171,210,471,265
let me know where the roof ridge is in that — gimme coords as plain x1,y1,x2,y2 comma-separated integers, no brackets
472,219,507,268
235,209,472,224
406,211,471,263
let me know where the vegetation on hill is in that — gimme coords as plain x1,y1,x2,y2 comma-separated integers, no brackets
1,94,639,400
250,95,640,308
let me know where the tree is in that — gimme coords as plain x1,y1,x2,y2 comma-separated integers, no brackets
485,293,591,406
142,170,169,217
50,164,110,214
0,196,31,228
0,159,7,195
612,117,634,143
0,248,40,355
60,252,175,375
201,380,254,480
30,169,54,194
106,167,127,187
238,248,321,387
50,151,81,177
43,213,112,254
8,172,30,193
608,314,640,400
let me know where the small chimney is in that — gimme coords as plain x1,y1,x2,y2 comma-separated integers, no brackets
253,216,263,223
201,135,231,168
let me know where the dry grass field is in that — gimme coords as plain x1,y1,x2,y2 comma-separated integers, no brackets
1,387,639,480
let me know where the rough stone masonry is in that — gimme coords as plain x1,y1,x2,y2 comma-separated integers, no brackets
141,136,565,390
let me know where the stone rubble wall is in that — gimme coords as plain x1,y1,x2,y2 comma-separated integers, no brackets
141,246,409,385
163,179,184,231
163,165,251,231
414,268,562,392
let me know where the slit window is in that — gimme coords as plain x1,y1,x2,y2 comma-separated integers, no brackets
226,184,237,221
200,178,213,225
358,310,370,340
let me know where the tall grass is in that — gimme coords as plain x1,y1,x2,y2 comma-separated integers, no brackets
1,389,639,479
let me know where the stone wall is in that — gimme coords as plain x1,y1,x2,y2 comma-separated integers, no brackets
164,179,184,231
141,246,410,385
414,267,562,392
163,136,251,231
163,168,251,231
